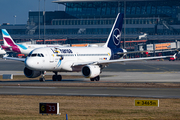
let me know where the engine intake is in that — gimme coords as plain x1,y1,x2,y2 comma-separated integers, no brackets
82,65,100,78
24,67,41,78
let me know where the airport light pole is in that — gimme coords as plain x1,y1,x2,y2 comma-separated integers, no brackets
39,0,41,40
43,0,46,44
124,0,126,49
14,15,16,25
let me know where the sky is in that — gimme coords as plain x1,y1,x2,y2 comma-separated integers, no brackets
0,0,65,25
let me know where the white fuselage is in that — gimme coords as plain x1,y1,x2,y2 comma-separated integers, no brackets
25,47,111,72
0,48,6,54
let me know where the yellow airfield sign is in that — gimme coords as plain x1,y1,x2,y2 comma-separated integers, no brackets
135,99,159,107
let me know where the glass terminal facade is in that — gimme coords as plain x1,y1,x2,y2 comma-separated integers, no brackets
54,0,180,36
0,0,180,46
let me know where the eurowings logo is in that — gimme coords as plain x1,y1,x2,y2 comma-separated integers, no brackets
113,28,121,46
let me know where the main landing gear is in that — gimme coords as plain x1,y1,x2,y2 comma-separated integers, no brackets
39,71,62,82
90,75,100,81
52,72,62,81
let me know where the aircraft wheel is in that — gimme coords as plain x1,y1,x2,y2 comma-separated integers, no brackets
57,75,62,81
90,78,95,81
90,76,100,81
52,75,57,81
95,76,100,81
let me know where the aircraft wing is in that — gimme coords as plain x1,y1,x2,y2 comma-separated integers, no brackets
3,56,25,62
72,54,176,67
117,51,147,55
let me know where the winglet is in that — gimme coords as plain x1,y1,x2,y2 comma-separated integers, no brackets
173,53,177,59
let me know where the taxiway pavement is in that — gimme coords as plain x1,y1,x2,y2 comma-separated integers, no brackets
1,58,180,72
0,58,180,98
0,86,179,98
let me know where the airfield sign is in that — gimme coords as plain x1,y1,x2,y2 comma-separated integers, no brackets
135,99,159,107
39,103,60,115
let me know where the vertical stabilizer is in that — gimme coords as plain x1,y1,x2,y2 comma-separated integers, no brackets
2,29,16,46
104,13,124,49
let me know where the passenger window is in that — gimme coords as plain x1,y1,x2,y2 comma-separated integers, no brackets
41,54,44,57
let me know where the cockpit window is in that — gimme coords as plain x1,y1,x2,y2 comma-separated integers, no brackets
28,51,33,57
28,53,44,57
27,54,31,57
31,54,37,57
37,54,41,57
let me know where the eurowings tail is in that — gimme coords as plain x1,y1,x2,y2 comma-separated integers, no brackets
104,13,124,49
2,29,16,47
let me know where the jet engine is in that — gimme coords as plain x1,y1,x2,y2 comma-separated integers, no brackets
82,65,100,78
24,67,41,78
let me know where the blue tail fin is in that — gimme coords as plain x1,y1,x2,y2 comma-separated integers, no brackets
104,13,124,49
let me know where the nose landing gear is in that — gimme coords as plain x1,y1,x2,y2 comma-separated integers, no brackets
39,71,46,82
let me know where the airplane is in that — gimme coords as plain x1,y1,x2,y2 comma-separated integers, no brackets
0,47,6,55
3,13,176,82
1,29,63,55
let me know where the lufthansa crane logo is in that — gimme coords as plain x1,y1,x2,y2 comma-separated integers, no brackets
113,28,121,46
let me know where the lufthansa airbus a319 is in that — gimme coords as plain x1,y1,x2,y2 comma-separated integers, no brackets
4,13,175,82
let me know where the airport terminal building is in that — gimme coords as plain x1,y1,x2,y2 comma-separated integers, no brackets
0,0,180,53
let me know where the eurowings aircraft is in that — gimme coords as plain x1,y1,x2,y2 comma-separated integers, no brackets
4,13,175,82
1,29,62,55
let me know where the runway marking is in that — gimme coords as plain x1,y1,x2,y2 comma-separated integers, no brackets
0,92,22,94
143,64,169,72
1,86,180,91
143,72,178,74
125,69,146,71
16,71,23,73
1,86,57,89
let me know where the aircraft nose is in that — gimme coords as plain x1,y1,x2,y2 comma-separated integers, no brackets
25,58,34,69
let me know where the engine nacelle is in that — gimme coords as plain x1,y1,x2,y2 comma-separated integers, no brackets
24,67,41,78
82,65,100,78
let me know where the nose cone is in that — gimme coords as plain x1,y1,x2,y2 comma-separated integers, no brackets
25,58,35,70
